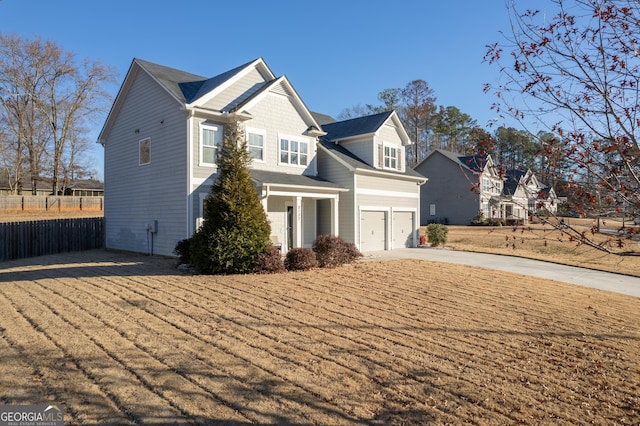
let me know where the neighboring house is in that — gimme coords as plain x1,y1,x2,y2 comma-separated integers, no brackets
415,149,557,225
504,169,558,216
415,149,502,225
98,58,424,256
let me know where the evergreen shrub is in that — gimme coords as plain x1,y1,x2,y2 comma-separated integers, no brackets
427,223,448,247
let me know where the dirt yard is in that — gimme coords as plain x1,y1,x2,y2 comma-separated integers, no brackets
0,250,638,425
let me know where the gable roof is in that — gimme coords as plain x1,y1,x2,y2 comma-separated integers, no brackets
457,154,489,173
318,139,425,180
311,112,336,126
134,58,208,104
321,111,394,141
230,75,323,132
503,169,527,196
99,57,300,144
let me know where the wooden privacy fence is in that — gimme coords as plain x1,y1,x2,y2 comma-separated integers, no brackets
0,217,104,262
0,195,103,212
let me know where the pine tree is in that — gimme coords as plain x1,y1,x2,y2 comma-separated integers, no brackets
190,121,271,274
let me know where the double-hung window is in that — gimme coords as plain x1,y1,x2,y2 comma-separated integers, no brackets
200,123,222,166
279,135,309,166
482,177,491,193
246,128,265,162
384,145,398,170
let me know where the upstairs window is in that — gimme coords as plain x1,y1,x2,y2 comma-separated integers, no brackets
247,128,265,162
139,138,151,165
279,136,309,166
200,123,222,166
482,177,491,193
384,145,398,170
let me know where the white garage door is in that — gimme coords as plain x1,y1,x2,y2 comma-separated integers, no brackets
393,211,414,249
361,210,386,251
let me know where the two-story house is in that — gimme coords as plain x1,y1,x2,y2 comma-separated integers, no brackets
98,58,425,256
503,169,558,219
415,149,558,225
414,149,503,225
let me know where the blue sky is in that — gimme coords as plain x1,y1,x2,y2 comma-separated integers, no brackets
0,0,515,179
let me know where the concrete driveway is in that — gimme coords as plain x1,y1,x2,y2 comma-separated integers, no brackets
362,247,640,298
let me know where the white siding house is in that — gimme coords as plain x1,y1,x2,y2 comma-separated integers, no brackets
99,58,424,256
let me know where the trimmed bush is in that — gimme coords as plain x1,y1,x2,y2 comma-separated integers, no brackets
254,246,285,274
427,223,448,247
284,248,318,271
173,238,192,264
312,234,362,268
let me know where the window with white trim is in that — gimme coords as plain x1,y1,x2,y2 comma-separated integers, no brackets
139,138,151,165
383,144,398,170
279,135,309,166
482,177,491,193
200,123,222,166
246,128,265,162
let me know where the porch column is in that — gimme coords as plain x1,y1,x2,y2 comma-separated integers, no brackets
261,187,268,211
330,196,339,235
294,196,302,248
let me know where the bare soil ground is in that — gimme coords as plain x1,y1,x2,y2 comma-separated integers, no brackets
1,250,638,425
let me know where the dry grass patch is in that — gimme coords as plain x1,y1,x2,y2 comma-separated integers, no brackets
443,224,640,277
0,250,638,424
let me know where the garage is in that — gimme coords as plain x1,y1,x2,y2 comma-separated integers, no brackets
360,210,387,251
393,211,415,248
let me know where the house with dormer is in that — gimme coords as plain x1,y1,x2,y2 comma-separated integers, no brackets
503,169,558,218
98,58,425,256
415,149,557,225
414,149,503,225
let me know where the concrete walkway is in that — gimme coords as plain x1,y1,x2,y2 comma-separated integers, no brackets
362,247,640,298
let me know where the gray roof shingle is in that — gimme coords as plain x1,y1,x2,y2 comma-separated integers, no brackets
319,139,425,179
135,58,260,104
321,111,393,141
251,170,345,190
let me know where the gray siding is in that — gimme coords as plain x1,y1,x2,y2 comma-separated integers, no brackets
192,118,224,181
202,67,268,111
340,137,374,167
243,91,317,176
415,151,480,225
104,70,189,256
317,148,355,244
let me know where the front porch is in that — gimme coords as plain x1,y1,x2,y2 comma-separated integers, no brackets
252,170,347,252
490,197,529,225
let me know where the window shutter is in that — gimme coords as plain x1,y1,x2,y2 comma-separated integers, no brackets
397,146,403,171
378,144,384,168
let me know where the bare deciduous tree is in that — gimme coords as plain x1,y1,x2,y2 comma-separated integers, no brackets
0,33,116,194
485,0,640,254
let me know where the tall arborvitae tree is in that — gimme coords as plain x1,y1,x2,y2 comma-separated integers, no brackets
190,121,272,274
